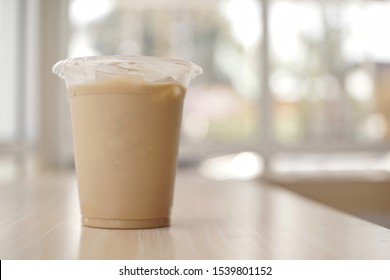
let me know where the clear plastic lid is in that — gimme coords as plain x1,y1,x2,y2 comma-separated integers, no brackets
52,55,203,88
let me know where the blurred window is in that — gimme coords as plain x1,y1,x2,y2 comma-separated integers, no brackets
0,0,20,143
270,0,390,147
67,0,390,158
1,0,390,175
0,0,37,150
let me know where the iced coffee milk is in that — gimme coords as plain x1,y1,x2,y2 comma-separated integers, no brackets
53,56,202,229
69,78,185,228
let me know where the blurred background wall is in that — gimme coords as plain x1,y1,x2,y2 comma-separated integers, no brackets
1,0,390,181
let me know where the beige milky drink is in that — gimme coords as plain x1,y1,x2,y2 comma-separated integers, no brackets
52,56,202,229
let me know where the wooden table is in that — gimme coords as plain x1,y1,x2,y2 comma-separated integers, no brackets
1,168,390,259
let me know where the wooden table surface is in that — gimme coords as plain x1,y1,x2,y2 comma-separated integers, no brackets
1,168,390,260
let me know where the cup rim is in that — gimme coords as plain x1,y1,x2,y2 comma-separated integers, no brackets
52,55,203,80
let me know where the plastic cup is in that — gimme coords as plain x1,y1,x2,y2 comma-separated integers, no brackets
52,56,202,229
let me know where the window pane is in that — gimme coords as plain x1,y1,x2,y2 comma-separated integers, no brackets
0,1,19,142
269,0,390,147
68,0,263,152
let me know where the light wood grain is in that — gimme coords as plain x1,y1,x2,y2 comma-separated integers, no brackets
1,168,390,259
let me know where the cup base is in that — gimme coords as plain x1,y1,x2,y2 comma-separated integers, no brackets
81,217,170,229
